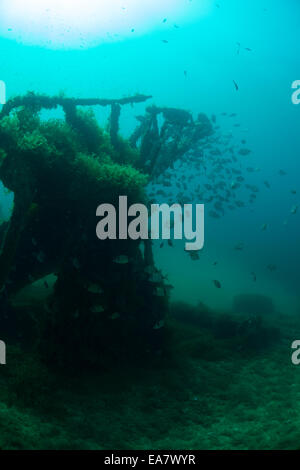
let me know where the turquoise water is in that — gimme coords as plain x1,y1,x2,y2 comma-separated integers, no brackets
0,0,300,450
1,1,299,312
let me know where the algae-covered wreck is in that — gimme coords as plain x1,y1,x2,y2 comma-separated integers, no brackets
0,92,213,367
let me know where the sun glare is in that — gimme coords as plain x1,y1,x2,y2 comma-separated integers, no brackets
0,0,211,49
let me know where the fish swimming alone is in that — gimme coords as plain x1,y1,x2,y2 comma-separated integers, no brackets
213,280,222,289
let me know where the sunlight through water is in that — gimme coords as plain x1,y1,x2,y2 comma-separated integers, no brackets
0,0,212,49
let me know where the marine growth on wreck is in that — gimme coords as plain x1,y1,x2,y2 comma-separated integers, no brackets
0,0,300,453
0,90,220,366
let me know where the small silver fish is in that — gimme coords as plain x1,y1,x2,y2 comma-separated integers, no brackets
110,313,120,320
91,305,105,313
291,205,298,215
113,255,129,265
87,283,104,294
